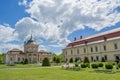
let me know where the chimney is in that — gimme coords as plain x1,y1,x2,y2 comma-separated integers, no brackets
104,36,107,41
80,36,82,39
74,37,76,41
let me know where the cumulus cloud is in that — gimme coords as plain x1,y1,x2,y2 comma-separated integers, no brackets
0,43,22,53
18,0,120,40
15,0,120,52
0,24,18,42
18,0,28,6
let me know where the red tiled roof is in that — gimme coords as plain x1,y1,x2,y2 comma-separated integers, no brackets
39,50,47,53
8,48,24,54
10,48,21,52
66,28,120,48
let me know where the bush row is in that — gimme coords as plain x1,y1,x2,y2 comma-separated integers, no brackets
80,63,118,69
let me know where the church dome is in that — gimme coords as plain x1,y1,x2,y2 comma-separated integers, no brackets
25,35,37,45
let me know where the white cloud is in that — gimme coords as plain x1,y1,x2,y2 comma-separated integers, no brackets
0,43,22,53
0,24,18,42
18,0,28,6
39,45,47,51
15,0,120,52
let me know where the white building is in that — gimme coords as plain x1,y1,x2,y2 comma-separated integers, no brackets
62,28,120,62
5,35,52,64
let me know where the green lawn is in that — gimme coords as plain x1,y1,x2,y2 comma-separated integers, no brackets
0,65,120,80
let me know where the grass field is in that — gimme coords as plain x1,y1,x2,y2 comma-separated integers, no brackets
0,64,120,80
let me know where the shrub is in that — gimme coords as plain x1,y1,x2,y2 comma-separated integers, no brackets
75,63,79,67
98,63,103,67
69,58,73,63
81,63,90,68
112,62,115,65
42,57,50,66
105,63,113,69
81,63,87,68
91,63,98,69
101,57,105,62
85,63,90,68
83,57,90,63
118,63,120,68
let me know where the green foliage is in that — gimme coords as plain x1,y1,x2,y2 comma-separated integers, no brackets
98,63,104,67
81,63,87,68
101,57,105,62
75,63,79,67
75,58,78,62
0,54,4,64
83,57,89,63
56,58,60,63
42,57,50,66
112,62,115,65
105,63,113,69
91,63,98,69
57,54,63,62
69,58,73,63
86,63,90,68
23,58,28,64
118,63,120,68
53,56,56,62
52,54,63,63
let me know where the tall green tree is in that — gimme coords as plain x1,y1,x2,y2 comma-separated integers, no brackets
53,56,56,62
101,57,105,62
83,57,90,63
42,57,50,66
56,58,60,63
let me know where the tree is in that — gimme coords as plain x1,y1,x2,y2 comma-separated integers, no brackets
42,57,50,66
0,53,4,64
56,58,60,63
83,57,90,63
53,56,56,62
57,54,63,62
23,58,28,64
75,57,78,62
101,57,105,62
69,58,73,63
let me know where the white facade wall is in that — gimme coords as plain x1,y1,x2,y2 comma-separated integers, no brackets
63,38,120,62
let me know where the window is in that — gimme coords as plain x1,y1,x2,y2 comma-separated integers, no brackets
71,50,73,55
96,56,99,61
77,49,79,54
10,57,12,61
95,46,98,52
84,48,86,53
66,58,68,62
104,55,107,61
91,56,93,61
114,43,118,49
91,47,93,52
103,45,106,51
23,58,24,61
18,57,20,62
29,58,31,62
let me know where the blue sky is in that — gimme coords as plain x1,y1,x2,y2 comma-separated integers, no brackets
0,0,120,54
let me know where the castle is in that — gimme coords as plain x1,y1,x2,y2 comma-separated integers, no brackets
5,35,52,64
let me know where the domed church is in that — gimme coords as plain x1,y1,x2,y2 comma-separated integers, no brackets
5,35,52,64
